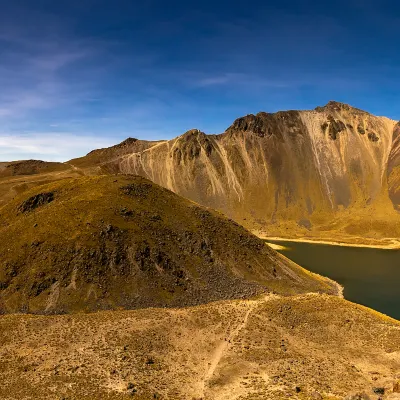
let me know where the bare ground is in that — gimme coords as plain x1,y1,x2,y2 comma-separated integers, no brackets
1,294,400,400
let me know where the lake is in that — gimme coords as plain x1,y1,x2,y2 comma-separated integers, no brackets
268,240,400,320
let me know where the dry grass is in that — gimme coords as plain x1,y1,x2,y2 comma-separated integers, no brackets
0,175,338,314
1,294,399,399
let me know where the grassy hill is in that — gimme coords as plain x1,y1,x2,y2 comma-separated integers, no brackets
0,175,337,314
0,160,82,208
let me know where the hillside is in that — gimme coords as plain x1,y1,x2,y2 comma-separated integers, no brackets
64,101,400,246
1,294,400,399
0,160,71,177
0,175,336,314
0,160,82,207
69,137,166,172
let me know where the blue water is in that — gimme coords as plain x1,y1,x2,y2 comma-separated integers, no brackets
268,240,400,320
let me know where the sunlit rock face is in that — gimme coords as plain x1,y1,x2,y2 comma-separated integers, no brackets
87,102,400,238
387,122,400,210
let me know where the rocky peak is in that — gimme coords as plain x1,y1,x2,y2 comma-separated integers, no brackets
1,160,67,177
6,159,45,168
172,129,214,164
227,112,273,137
86,137,140,156
180,129,203,138
315,101,368,114
116,137,139,147
226,110,303,138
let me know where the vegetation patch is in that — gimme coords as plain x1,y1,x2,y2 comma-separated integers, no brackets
367,131,379,142
357,124,365,134
325,115,347,140
120,183,153,198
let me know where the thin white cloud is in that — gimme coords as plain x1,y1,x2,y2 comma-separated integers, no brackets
0,19,102,120
185,70,369,91
0,133,117,162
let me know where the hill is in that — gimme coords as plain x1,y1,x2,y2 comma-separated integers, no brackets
0,159,82,208
0,160,71,177
0,175,337,314
65,101,400,246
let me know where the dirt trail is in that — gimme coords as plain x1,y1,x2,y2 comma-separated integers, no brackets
200,304,255,398
205,305,253,382
201,298,275,398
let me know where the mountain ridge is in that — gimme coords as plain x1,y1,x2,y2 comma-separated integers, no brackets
1,101,400,246
76,101,399,244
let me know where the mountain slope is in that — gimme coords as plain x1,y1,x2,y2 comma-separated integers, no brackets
69,101,399,244
69,137,165,173
0,160,70,177
0,175,336,314
388,122,400,210
0,160,82,208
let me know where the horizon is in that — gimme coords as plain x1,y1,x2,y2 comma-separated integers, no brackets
1,0,400,161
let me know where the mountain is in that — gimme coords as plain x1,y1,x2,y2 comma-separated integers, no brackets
1,103,400,399
66,101,400,246
1,102,399,246
0,175,336,314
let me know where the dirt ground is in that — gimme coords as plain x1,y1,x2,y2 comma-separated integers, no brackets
1,294,400,400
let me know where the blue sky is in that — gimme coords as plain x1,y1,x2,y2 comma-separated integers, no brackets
0,0,400,161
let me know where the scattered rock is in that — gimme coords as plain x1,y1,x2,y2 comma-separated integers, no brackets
373,387,385,395
345,393,371,400
325,115,347,140
298,218,312,230
120,183,153,198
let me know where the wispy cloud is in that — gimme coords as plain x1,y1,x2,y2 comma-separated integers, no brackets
0,10,103,121
0,132,117,162
184,70,367,92
190,72,295,89
0,49,96,119
1,0,399,163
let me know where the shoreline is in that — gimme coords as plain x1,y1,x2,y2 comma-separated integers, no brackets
259,235,400,250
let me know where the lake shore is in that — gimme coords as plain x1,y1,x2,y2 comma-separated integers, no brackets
258,235,400,250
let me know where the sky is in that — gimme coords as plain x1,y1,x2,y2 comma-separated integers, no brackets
0,0,400,161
